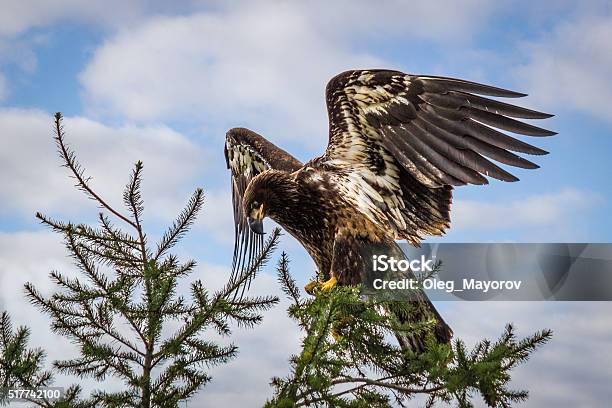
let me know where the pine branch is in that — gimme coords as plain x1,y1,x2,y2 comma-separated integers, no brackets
266,258,553,408
123,161,145,226
97,214,141,251
154,188,204,261
277,252,300,306
52,112,136,229
0,311,89,408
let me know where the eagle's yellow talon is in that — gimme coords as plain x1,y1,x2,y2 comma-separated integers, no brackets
304,280,319,295
320,276,337,292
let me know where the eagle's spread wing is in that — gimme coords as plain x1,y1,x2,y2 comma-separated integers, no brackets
225,127,302,281
320,69,555,243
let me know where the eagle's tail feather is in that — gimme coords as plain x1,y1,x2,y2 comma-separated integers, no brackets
386,298,453,354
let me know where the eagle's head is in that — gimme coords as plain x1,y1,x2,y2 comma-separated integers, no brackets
243,170,298,235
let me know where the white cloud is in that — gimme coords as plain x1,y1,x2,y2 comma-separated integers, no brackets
196,298,301,407
0,1,146,79
0,108,205,223
443,301,612,407
185,262,301,407
197,189,234,243
79,5,381,148
79,1,503,147
302,0,498,43
515,15,612,122
0,230,128,397
0,1,197,96
452,188,599,231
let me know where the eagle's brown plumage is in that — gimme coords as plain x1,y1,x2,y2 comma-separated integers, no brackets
225,69,555,352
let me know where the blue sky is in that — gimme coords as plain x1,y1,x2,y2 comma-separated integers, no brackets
1,1,612,406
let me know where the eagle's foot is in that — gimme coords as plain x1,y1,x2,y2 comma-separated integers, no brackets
320,276,337,292
304,276,337,295
304,280,319,295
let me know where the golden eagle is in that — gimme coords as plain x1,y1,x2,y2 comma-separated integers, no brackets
225,70,555,352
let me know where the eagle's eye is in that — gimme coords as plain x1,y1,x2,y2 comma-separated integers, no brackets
251,200,260,210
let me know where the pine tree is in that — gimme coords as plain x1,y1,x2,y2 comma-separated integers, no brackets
0,311,88,407
15,113,280,407
267,253,552,408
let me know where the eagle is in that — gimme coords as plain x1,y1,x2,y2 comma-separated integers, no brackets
224,69,555,352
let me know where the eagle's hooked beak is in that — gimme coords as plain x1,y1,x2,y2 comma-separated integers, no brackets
248,204,265,235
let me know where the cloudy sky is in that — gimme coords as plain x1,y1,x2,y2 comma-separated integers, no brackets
1,1,611,406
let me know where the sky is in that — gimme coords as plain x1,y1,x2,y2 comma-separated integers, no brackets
1,0,611,406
